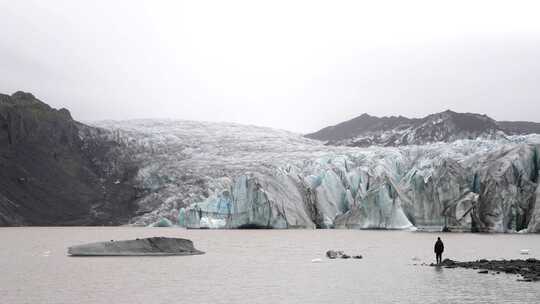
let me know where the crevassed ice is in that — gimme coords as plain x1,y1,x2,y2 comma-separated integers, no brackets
91,120,540,233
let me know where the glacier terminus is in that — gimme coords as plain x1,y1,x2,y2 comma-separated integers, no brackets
93,120,540,233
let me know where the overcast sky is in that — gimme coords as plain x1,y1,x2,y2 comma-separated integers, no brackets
1,1,539,133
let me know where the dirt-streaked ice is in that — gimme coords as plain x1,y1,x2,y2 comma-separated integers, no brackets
92,120,540,232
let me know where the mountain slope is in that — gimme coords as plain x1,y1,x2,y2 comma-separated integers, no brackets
306,110,538,147
0,92,140,225
498,121,540,135
304,113,418,143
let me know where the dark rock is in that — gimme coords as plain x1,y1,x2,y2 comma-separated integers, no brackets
433,258,540,282
326,250,361,260
0,92,141,226
353,255,363,259
326,250,338,259
440,259,456,266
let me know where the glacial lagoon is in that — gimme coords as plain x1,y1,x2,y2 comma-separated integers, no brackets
1,227,539,304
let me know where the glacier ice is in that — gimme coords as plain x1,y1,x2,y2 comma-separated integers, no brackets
91,120,540,232
149,218,173,227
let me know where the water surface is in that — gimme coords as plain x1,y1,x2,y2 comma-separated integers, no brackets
1,228,539,304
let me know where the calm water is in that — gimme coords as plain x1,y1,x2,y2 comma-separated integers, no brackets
1,228,539,304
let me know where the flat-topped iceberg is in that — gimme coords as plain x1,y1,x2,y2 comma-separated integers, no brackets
67,237,204,256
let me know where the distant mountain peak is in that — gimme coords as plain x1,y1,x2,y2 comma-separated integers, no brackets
12,91,36,100
305,110,539,147
2,91,50,109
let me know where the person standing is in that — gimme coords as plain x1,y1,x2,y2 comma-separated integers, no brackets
434,237,444,264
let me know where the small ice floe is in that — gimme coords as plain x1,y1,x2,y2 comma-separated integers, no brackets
311,258,323,263
114,180,121,184
42,250,51,257
520,249,530,255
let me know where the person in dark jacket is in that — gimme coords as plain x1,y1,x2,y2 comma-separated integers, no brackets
434,237,444,264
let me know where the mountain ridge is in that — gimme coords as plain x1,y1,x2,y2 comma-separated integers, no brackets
305,110,538,147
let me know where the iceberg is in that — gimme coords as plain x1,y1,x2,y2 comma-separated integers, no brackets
149,218,173,227
67,237,204,256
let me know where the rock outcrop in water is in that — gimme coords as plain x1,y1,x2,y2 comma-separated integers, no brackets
68,237,204,256
0,92,141,226
326,250,362,259
433,258,540,282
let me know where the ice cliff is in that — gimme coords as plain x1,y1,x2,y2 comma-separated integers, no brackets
93,120,540,233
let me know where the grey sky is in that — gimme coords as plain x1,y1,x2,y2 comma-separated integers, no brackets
1,0,539,133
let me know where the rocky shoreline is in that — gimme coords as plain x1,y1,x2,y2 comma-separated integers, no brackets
432,258,540,282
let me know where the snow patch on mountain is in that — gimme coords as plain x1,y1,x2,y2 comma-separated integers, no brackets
306,110,517,147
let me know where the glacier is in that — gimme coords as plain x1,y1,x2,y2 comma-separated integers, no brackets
91,120,540,233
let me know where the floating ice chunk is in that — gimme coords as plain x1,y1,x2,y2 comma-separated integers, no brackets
150,218,173,227
199,216,226,229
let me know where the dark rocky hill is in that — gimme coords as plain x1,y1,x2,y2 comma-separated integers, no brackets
498,121,540,135
0,92,140,226
305,113,418,143
306,110,539,147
